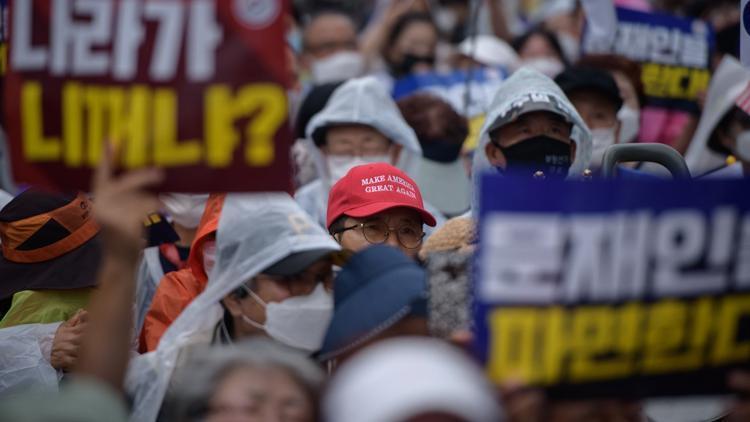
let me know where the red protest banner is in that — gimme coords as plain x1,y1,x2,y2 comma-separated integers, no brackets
4,0,293,192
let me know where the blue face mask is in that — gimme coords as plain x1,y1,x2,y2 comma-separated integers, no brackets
494,135,572,178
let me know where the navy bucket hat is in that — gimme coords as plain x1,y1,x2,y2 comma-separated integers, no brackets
318,245,427,361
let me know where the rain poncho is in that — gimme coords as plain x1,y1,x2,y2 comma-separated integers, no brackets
0,289,90,328
685,56,749,178
470,67,593,216
0,189,12,211
126,193,340,422
294,76,445,229
139,194,223,352
0,322,61,396
133,247,166,336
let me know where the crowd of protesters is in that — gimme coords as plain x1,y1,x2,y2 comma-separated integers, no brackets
1,0,750,421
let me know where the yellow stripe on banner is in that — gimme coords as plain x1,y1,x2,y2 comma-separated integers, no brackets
462,114,486,153
485,294,750,386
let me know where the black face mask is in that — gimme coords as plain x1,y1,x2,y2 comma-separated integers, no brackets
422,138,463,163
495,135,572,178
393,53,436,77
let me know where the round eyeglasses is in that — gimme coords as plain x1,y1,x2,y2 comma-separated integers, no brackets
334,220,425,249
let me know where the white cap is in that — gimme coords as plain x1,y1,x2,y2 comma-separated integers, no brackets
324,337,503,422
459,35,520,71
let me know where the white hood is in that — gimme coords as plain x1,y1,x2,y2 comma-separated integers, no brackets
685,56,750,176
296,76,425,227
470,67,593,216
305,76,422,182
126,193,340,422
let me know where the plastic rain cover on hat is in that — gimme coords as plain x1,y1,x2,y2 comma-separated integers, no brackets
323,337,503,422
685,56,750,177
0,322,60,395
470,67,592,217
295,76,424,227
126,193,340,422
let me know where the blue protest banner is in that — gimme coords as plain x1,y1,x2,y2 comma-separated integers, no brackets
475,176,750,398
392,67,508,118
583,7,713,113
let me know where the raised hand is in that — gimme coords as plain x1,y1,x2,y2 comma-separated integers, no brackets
91,145,163,259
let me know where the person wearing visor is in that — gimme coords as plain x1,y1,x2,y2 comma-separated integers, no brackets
472,67,592,186
326,163,437,260
216,244,336,352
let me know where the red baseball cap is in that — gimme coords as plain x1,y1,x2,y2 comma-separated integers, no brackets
326,163,437,229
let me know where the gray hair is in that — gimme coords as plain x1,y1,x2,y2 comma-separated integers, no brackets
166,337,325,421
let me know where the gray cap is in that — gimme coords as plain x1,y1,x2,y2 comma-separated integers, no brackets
486,95,572,136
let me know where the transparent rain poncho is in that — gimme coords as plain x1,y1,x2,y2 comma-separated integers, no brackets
133,247,164,336
126,193,340,422
0,322,61,395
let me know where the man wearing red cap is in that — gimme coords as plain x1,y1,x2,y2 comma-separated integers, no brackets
326,163,436,259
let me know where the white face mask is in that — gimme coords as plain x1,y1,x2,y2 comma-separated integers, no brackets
617,106,640,143
590,127,618,168
160,193,209,229
202,240,217,280
326,154,391,184
311,51,365,84
521,57,564,78
737,131,750,162
241,284,333,352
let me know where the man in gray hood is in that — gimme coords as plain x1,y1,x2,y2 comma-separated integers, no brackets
295,76,445,229
470,67,592,213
